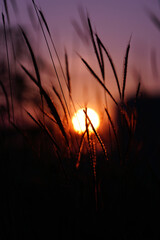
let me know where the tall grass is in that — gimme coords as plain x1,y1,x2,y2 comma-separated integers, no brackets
2,3,160,240
0,0,142,223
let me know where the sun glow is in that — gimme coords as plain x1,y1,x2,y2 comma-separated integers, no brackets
72,108,100,134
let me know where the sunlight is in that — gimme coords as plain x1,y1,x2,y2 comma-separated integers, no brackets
72,108,100,134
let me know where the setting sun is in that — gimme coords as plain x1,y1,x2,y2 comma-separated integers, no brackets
72,108,100,134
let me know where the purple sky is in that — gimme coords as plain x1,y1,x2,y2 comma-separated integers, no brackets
1,0,160,115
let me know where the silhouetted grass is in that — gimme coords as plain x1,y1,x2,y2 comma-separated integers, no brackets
95,34,121,99
2,13,14,121
1,2,159,240
80,55,118,106
32,0,71,119
84,108,108,160
1,2,139,193
122,37,131,101
21,64,69,148
1,1,139,198
52,85,68,124
0,80,10,122
76,130,86,168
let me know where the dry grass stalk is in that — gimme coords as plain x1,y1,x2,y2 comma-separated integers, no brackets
95,34,121,99
20,64,69,147
80,56,118,106
76,130,86,168
38,5,68,88
32,0,70,119
136,82,141,100
122,37,131,101
83,109,108,160
65,50,71,97
52,85,68,124
87,18,104,79
20,27,44,122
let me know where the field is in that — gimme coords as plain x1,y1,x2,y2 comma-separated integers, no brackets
0,1,160,239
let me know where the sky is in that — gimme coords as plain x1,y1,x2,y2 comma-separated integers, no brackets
1,0,160,119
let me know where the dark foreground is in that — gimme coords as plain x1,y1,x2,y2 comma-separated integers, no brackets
1,96,160,240
0,128,160,240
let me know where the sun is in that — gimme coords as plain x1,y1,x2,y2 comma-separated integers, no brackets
72,108,100,134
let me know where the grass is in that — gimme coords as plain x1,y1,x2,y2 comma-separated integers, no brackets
2,13,14,122
0,1,160,240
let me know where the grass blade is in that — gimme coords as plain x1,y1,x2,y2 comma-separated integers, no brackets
21,64,69,146
31,1,70,119
71,6,89,45
87,18,103,78
38,7,68,87
72,19,88,44
83,109,108,159
2,13,14,121
52,85,68,124
39,108,57,124
20,27,41,85
80,56,118,106
0,80,10,121
38,119,60,152
25,111,68,180
38,118,69,181
96,34,105,80
84,108,97,207
76,130,86,168
36,3,79,128
96,35,121,99
27,5,38,31
3,0,16,61
20,27,44,121
136,82,141,100
65,50,71,96
122,37,131,101
26,110,60,156
90,134,98,211
147,9,160,31
25,110,42,128
3,0,10,24
119,105,130,133
38,7,51,36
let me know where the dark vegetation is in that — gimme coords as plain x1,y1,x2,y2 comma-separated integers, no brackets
0,0,160,239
